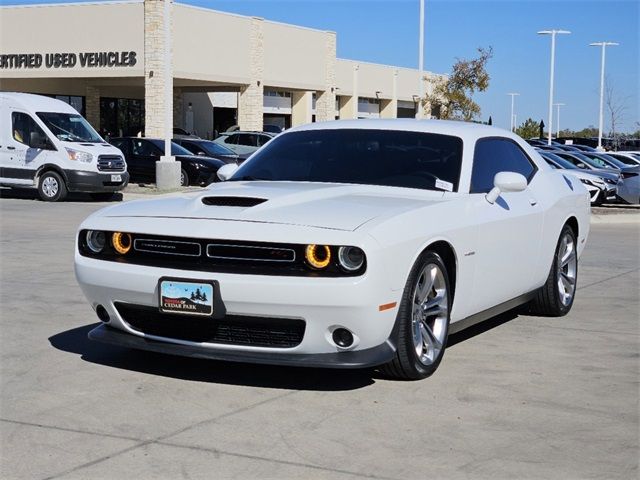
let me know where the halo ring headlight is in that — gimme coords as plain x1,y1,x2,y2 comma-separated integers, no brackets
112,232,132,255
305,244,331,269
86,230,106,253
338,246,365,271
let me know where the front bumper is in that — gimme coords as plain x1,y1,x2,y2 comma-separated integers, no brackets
75,252,401,365
66,170,129,193
89,324,396,368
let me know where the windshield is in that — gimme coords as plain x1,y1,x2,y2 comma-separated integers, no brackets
37,112,103,143
148,139,194,156
230,129,464,192
542,152,577,169
199,141,236,157
588,153,629,169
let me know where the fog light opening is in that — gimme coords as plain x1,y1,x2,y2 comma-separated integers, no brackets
332,328,354,348
96,305,110,323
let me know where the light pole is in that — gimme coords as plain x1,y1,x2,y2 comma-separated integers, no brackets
538,29,570,145
554,102,565,138
416,0,425,119
507,92,520,132
590,41,619,151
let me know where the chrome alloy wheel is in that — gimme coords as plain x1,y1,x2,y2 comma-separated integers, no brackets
411,263,449,366
557,232,577,306
42,176,59,198
180,170,187,186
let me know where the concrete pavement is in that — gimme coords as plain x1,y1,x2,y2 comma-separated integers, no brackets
0,192,638,480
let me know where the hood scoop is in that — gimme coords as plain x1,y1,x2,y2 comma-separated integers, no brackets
201,196,268,207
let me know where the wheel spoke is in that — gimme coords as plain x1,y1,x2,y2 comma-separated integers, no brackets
561,272,575,287
421,322,442,351
561,241,574,266
422,292,446,316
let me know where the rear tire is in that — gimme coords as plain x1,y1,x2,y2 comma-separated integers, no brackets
380,251,451,380
529,224,578,316
38,171,67,202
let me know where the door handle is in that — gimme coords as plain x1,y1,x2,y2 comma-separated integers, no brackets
529,198,538,206
7,146,15,150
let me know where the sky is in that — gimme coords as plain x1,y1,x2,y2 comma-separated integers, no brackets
2,0,638,133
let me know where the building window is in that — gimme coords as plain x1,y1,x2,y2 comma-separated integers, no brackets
100,97,145,138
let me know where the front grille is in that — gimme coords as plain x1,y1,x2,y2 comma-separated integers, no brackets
97,155,126,172
78,231,366,277
201,196,267,207
115,303,305,348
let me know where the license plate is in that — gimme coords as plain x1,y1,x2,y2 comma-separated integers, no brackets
111,174,122,182
159,279,214,316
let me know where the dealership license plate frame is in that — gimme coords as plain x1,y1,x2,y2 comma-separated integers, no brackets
158,278,216,317
111,174,122,182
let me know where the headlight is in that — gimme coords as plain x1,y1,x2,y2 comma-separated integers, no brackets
66,148,93,163
112,232,132,255
338,246,365,271
305,244,331,269
85,230,106,253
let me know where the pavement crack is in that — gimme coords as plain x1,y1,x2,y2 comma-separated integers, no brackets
578,267,639,291
154,440,400,480
42,390,299,480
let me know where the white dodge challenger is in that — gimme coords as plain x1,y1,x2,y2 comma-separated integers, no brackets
75,120,590,379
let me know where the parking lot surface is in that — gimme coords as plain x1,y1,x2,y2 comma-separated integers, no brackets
1,192,638,480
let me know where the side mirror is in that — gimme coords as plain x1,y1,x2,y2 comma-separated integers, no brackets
485,171,527,204
577,163,586,169
29,131,49,150
217,163,239,181
197,151,206,156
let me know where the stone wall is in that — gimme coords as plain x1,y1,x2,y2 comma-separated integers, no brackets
315,31,337,122
237,17,264,131
144,0,172,138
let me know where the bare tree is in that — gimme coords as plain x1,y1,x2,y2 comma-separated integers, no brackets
605,77,629,149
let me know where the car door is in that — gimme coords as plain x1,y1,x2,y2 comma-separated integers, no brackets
1,110,56,185
130,138,161,182
468,138,544,313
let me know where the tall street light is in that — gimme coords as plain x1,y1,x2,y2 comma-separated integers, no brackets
590,41,619,151
416,0,425,119
554,102,565,138
507,92,520,132
538,29,570,144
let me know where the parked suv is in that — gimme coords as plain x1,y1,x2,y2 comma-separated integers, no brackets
213,131,275,155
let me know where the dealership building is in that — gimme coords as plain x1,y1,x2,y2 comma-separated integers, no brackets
0,0,444,139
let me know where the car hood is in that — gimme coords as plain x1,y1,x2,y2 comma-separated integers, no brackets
102,181,446,231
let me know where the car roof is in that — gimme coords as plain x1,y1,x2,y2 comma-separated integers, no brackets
0,92,80,114
287,119,520,143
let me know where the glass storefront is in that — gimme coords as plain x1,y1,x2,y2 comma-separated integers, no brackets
99,97,145,139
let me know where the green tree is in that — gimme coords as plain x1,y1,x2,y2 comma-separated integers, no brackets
574,126,598,138
515,118,540,140
425,47,493,121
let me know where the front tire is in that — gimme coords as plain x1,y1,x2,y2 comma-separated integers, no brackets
380,252,451,380
38,171,67,202
180,168,189,187
529,224,578,316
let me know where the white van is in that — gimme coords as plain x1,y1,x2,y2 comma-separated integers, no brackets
0,92,129,201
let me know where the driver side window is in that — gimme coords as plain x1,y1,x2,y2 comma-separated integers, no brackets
12,112,50,147
471,138,536,193
132,139,161,157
